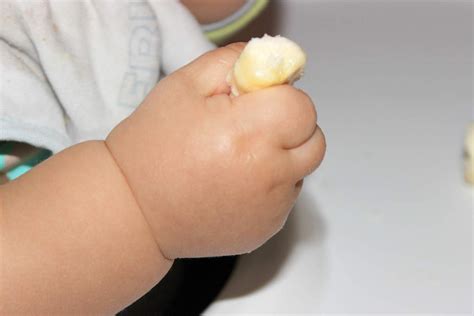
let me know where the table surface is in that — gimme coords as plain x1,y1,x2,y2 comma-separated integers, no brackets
206,0,473,313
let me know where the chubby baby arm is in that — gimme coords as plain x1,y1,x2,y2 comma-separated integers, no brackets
0,141,173,315
1,41,325,314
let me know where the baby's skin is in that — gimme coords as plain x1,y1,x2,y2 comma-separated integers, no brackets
0,43,325,314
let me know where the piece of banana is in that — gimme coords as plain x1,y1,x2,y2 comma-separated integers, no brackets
464,122,474,185
228,34,307,96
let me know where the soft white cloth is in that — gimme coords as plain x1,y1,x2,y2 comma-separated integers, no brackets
0,0,215,153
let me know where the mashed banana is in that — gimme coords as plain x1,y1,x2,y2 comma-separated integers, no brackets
228,35,306,96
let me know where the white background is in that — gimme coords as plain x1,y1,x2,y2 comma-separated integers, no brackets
207,0,472,313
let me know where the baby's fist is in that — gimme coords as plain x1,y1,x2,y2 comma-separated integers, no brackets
106,43,325,259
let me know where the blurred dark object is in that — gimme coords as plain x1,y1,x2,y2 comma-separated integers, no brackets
117,256,238,315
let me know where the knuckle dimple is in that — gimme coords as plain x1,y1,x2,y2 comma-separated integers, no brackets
227,122,253,158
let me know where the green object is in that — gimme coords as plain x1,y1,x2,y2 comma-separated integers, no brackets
1,146,51,180
205,0,269,44
6,165,32,180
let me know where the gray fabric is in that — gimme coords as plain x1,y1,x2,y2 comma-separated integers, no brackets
0,0,214,153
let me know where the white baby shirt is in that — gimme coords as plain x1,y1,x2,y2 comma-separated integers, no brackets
0,0,215,153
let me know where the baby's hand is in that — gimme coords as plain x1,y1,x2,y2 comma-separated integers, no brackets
106,43,326,259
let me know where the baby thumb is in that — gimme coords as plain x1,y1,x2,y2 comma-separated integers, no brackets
173,42,246,97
